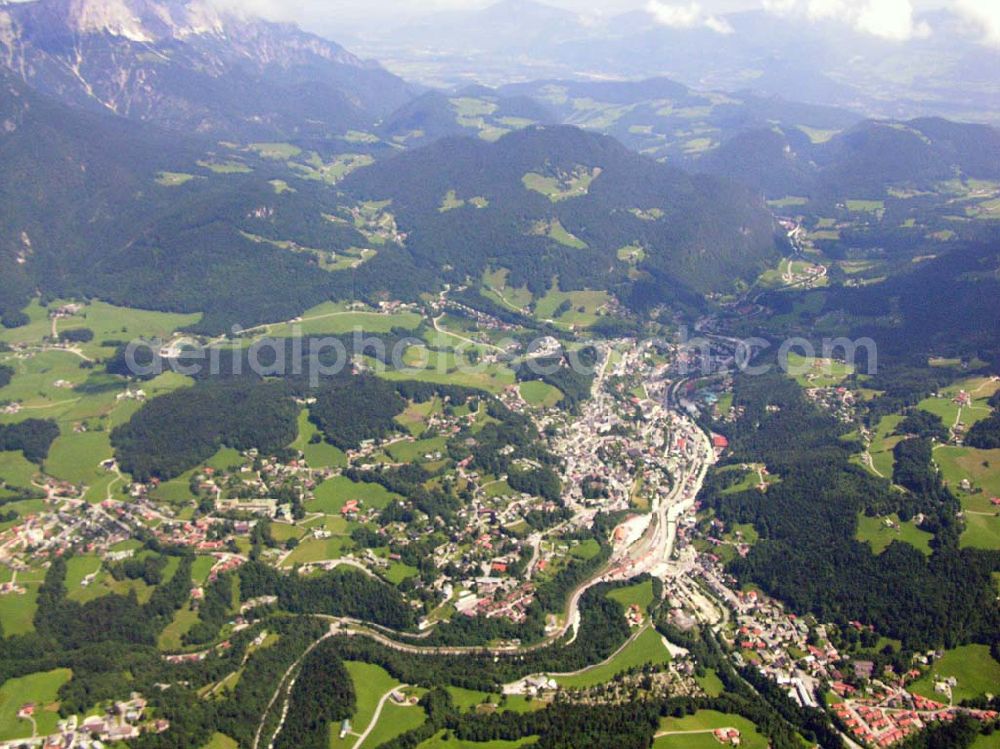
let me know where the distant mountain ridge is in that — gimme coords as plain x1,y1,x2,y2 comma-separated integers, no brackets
700,117,1000,198
0,0,414,139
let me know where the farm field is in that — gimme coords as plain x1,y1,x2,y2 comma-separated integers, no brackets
855,513,933,555
785,352,854,388
0,668,72,741
0,582,40,636
918,377,999,431
862,414,904,479
378,360,516,395
534,286,611,329
265,301,421,338
0,299,199,355
908,645,1000,704
607,579,656,611
158,604,200,651
292,410,347,469
328,662,403,749
654,711,768,749
355,701,426,749
309,476,401,515
555,626,670,688
972,733,1000,749
200,734,239,749
519,381,562,408
695,670,725,697
418,734,538,748
522,167,599,202
960,513,1000,551
935,446,1000,505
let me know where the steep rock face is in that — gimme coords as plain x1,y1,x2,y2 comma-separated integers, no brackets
0,0,414,138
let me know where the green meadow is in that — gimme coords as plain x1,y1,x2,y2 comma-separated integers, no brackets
555,627,669,688
655,711,768,749
0,668,72,741
855,513,933,556
329,662,404,749
909,645,1000,703
309,476,402,515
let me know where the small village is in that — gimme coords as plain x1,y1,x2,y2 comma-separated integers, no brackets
0,694,166,749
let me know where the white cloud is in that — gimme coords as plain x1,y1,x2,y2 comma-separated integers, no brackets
806,0,846,21
761,0,799,14
646,1,734,32
856,0,930,40
954,0,1000,46
763,0,932,40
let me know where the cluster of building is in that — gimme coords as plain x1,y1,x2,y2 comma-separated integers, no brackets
3,695,167,749
832,699,998,748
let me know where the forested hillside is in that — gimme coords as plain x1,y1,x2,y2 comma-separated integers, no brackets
343,125,780,298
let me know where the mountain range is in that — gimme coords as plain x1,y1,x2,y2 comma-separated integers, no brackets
1,0,999,338
0,0,414,140
352,0,1000,125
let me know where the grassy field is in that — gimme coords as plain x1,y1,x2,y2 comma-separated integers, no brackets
555,627,669,688
0,451,39,487
935,446,1000,504
0,583,40,636
846,199,885,213
282,536,353,566
198,159,252,174
616,244,646,263
158,604,200,651
192,555,217,585
909,645,1000,704
200,734,239,749
655,711,768,749
418,733,538,748
522,167,599,202
395,398,441,436
972,733,1000,749
0,299,199,355
918,377,999,430
534,286,611,329
156,171,198,186
519,381,562,408
864,414,904,478
481,269,533,312
309,476,401,515
329,662,402,749
356,701,426,749
248,142,302,160
292,410,347,469
855,513,933,555
607,579,656,611
0,668,73,741
263,301,421,338
378,360,516,395
387,436,449,464
785,352,854,388
797,126,841,144
64,555,103,601
695,670,725,697
960,513,1000,551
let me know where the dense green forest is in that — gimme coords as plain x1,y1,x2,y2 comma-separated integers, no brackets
342,126,779,298
966,412,1000,449
309,374,407,449
703,369,1000,650
111,380,299,481
0,419,60,463
239,561,415,630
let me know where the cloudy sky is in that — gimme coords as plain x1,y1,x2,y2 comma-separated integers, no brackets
226,0,999,46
